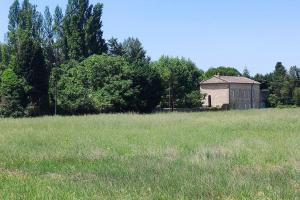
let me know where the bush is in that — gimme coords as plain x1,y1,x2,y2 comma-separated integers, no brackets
184,90,203,108
52,55,163,114
0,69,27,117
293,87,300,106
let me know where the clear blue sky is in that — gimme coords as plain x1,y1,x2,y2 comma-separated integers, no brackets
1,0,300,75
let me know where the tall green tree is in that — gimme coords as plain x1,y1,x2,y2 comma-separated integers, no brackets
268,62,291,106
0,68,26,117
0,44,10,72
6,0,49,115
43,6,55,72
85,3,107,56
63,0,87,60
293,87,300,106
108,37,124,56
8,0,20,50
153,56,203,109
122,37,149,63
63,0,106,60
53,6,66,63
242,67,251,78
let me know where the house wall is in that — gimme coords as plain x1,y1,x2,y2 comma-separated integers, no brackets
229,84,260,109
200,84,229,107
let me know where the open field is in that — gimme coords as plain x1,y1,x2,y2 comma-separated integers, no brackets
0,109,300,199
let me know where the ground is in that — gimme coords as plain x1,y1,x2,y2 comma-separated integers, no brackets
0,109,300,199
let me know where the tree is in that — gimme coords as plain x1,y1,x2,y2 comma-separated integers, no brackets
53,6,66,63
204,66,241,79
15,35,49,114
85,3,107,56
0,44,10,72
122,37,149,63
293,87,300,106
7,0,20,50
0,68,26,117
43,6,56,72
62,0,106,60
289,66,300,88
153,56,203,109
63,0,88,60
108,37,124,56
268,62,291,106
242,67,250,78
7,0,49,115
123,61,163,113
53,55,162,114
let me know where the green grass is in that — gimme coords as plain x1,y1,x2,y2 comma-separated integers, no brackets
0,109,300,199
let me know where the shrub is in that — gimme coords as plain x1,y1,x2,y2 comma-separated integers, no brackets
0,69,27,117
52,55,163,114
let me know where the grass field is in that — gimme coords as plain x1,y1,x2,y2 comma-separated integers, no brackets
0,109,300,199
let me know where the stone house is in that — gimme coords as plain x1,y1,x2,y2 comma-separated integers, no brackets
200,75,261,109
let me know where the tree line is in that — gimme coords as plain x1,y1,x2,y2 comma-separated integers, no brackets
0,0,299,117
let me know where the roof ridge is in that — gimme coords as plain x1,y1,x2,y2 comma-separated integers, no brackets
201,75,261,85
213,75,229,83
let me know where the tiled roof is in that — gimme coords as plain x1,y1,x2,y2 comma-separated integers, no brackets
201,75,260,85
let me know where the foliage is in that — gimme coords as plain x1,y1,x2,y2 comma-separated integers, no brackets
268,62,292,106
0,68,26,117
204,66,241,79
122,37,149,63
2,0,300,117
0,44,10,72
7,0,49,116
62,0,107,60
53,55,162,114
293,87,300,106
108,37,125,56
153,56,203,109
242,67,251,78
123,61,163,113
184,90,204,108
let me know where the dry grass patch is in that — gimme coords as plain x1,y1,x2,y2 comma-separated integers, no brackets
0,168,27,179
86,148,109,161
190,145,232,164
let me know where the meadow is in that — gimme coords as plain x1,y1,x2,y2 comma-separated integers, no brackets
0,109,300,199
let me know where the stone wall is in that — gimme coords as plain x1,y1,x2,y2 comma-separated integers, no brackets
229,84,260,109
200,84,229,107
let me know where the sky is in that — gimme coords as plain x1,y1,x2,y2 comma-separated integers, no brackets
1,0,300,75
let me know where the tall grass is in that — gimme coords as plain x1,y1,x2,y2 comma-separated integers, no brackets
0,109,300,199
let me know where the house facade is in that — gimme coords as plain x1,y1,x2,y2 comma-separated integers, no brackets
200,75,261,109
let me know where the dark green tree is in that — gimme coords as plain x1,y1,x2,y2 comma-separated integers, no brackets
6,0,49,115
242,67,251,78
8,0,20,50
53,6,66,63
204,66,241,79
0,68,27,117
153,56,203,109
63,0,88,60
268,62,291,106
293,87,300,106
124,61,162,113
0,44,10,72
62,0,106,60
122,37,149,63
53,55,162,114
43,6,56,72
85,3,107,56
108,37,124,56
